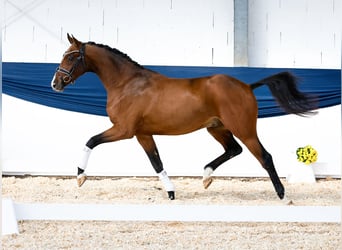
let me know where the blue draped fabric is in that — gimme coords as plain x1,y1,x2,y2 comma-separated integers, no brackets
2,62,340,118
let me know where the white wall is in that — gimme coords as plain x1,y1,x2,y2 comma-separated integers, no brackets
2,0,234,66
2,0,341,68
3,95,341,177
248,0,342,69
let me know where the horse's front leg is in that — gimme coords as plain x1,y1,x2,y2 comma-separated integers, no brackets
77,125,133,187
136,134,175,200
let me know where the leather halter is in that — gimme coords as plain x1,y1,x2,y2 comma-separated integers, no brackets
55,44,86,83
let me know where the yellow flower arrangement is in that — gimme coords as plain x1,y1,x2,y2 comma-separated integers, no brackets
296,145,318,165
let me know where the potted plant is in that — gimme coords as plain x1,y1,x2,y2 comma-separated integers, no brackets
296,145,318,165
287,145,318,183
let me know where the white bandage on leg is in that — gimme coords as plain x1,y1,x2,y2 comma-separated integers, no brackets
78,146,92,172
203,167,214,189
158,170,175,192
203,167,214,178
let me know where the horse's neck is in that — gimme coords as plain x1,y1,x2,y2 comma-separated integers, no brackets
88,49,141,91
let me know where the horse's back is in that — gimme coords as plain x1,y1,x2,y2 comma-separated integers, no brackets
159,73,257,117
205,74,256,107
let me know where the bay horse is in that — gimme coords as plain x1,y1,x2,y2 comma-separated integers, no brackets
51,34,316,200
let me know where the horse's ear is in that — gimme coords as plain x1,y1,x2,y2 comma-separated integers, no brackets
67,33,74,44
67,33,82,48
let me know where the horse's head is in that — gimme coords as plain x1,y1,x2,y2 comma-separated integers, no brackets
51,34,87,92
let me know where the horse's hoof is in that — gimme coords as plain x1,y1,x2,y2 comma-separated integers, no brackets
278,193,285,200
168,191,175,200
277,186,285,200
203,176,213,189
77,174,87,187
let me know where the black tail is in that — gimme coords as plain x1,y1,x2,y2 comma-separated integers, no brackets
251,72,317,116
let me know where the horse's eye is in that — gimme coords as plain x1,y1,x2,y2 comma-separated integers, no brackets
68,55,74,62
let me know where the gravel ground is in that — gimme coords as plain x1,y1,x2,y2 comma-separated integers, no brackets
2,176,341,205
2,176,341,249
3,221,341,250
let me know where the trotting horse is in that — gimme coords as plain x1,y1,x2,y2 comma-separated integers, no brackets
51,34,316,200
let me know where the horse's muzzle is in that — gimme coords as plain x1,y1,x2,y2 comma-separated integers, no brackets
51,74,65,92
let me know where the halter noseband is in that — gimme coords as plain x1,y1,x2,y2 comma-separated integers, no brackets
56,44,86,84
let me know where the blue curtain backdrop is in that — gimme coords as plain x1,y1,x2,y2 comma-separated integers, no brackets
2,62,340,118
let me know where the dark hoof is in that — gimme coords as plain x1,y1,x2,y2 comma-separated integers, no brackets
167,191,175,200
277,186,285,200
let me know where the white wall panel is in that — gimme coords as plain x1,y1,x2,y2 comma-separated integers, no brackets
248,0,341,68
3,0,340,67
2,0,234,66
3,95,341,177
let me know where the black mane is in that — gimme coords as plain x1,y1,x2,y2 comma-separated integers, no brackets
86,41,145,70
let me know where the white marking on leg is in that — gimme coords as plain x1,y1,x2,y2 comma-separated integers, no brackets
203,167,214,179
78,146,92,172
77,173,87,179
203,167,214,189
158,170,175,192
76,146,91,187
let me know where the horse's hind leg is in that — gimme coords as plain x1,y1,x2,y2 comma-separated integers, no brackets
136,134,175,200
240,136,285,199
203,127,242,188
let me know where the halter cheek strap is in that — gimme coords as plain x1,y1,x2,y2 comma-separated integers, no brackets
55,44,86,84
